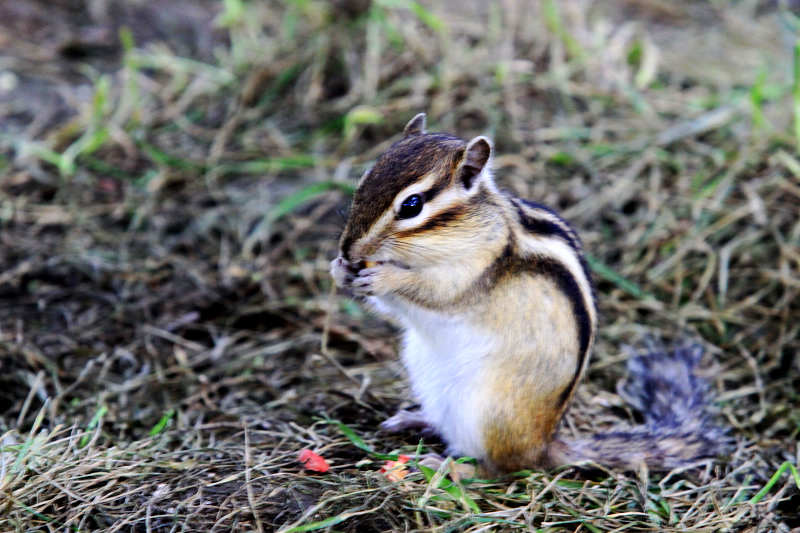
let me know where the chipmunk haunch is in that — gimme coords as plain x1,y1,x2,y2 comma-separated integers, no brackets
331,113,729,473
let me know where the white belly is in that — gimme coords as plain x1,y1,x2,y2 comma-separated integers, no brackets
372,295,493,460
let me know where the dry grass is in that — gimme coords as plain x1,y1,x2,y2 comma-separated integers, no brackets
1,0,798,531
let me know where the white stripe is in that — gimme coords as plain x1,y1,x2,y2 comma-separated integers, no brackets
515,231,597,327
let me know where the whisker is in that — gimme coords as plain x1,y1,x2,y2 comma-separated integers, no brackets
386,239,434,250
386,239,439,254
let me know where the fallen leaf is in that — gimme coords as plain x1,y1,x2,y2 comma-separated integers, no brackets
298,449,330,473
380,454,410,482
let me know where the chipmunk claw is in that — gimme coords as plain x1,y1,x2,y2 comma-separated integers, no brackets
350,266,380,296
330,256,364,289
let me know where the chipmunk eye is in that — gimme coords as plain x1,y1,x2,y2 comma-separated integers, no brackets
398,194,424,219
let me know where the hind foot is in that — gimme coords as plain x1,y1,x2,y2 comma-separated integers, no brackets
381,409,434,433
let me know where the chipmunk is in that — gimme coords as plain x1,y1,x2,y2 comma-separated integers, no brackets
330,113,729,473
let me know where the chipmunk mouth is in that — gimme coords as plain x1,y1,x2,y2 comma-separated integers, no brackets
391,260,411,269
358,259,410,270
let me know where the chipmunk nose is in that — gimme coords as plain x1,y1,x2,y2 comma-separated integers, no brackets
330,256,364,288
330,256,347,287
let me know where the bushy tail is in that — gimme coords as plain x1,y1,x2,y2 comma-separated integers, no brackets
552,343,732,470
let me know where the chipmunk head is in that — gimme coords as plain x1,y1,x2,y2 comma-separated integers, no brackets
339,113,495,266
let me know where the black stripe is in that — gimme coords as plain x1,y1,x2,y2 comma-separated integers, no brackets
514,197,596,318
394,206,466,238
341,235,354,261
514,198,582,254
520,201,595,406
423,176,449,203
479,246,594,407
535,257,593,408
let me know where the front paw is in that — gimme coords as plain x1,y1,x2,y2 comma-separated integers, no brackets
350,265,381,296
331,258,409,297
351,262,408,297
330,256,359,288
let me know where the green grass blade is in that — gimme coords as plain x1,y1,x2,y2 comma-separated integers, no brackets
283,514,351,533
221,154,316,174
419,464,480,513
542,0,584,60
11,399,49,474
268,181,354,222
585,254,650,300
408,1,445,33
79,404,108,448
149,409,175,436
750,69,767,131
373,0,444,34
140,141,205,170
327,419,398,461
749,461,800,504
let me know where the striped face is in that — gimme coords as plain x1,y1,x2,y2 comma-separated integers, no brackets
339,131,493,268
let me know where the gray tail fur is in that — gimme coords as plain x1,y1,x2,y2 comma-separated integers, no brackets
552,343,732,470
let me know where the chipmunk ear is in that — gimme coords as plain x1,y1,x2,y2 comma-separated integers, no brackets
457,136,492,190
403,113,426,137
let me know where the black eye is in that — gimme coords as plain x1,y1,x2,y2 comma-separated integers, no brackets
398,194,424,219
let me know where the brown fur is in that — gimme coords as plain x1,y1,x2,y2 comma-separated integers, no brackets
334,115,729,473
336,118,597,470
479,271,583,471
